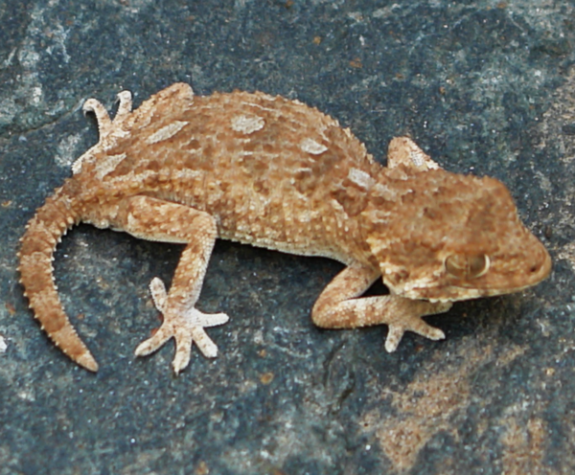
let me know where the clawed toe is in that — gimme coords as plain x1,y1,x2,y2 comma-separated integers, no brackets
134,328,171,358
384,325,405,352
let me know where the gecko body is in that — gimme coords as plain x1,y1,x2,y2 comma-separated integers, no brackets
18,83,551,373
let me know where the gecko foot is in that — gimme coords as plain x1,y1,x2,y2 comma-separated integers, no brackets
384,301,452,352
135,277,230,374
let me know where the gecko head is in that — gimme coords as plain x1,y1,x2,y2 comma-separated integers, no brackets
362,166,551,302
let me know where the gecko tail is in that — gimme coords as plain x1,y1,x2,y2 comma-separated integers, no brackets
18,179,98,372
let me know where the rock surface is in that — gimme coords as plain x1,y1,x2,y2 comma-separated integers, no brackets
1,1,574,473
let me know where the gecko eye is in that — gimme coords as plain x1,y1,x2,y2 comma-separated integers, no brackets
444,253,490,279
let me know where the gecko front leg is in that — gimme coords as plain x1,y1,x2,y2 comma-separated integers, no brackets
111,195,229,374
312,263,452,352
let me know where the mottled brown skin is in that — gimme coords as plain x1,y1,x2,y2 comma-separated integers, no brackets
18,83,552,373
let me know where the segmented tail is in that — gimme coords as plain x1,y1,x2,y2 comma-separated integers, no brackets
18,178,98,371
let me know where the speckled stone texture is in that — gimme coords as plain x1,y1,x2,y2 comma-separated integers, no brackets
0,1,574,474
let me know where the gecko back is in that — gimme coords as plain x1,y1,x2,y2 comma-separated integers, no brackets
73,84,381,264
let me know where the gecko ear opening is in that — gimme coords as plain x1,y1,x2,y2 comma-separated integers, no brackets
444,253,490,279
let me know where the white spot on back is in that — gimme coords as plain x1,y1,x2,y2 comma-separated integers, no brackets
95,153,127,179
347,167,375,189
231,114,265,134
146,120,188,144
300,138,327,155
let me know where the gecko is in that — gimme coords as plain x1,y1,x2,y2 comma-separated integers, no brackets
18,83,552,374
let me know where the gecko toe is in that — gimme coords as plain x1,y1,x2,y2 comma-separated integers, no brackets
189,326,219,358
172,344,191,375
191,312,230,328
410,319,445,341
385,325,405,352
134,325,172,357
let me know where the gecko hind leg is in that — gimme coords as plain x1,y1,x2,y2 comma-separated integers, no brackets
110,195,230,374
